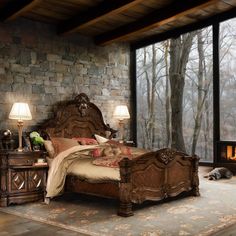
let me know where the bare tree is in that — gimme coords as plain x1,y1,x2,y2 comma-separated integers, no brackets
191,30,211,156
169,32,196,152
164,40,171,147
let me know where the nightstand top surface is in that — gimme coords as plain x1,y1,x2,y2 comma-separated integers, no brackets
0,150,46,156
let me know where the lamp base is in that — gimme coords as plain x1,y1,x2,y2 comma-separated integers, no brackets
17,120,24,153
118,120,125,142
17,147,24,152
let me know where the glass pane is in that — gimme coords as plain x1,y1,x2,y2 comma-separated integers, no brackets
220,18,236,141
136,27,213,162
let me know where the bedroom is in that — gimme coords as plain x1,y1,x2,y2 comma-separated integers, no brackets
0,0,236,235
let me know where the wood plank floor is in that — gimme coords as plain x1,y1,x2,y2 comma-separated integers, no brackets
0,211,87,236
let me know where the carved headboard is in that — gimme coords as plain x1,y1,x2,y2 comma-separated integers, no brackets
40,93,117,139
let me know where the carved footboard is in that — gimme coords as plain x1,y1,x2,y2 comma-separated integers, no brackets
118,148,200,217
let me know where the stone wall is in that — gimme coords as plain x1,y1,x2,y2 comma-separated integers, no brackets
0,19,131,137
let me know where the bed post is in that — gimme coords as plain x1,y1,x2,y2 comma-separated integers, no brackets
118,158,133,217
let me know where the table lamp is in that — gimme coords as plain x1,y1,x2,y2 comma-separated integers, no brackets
114,105,130,142
9,102,32,152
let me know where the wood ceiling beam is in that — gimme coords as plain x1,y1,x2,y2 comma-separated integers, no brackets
58,0,143,35
95,0,221,45
0,0,41,22
131,7,236,50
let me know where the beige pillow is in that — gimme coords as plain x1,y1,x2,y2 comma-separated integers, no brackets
44,140,55,159
51,137,79,157
94,134,109,144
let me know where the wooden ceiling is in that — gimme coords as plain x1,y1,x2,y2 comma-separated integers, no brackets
0,0,236,47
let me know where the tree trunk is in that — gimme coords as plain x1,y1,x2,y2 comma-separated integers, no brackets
204,99,210,159
164,40,171,147
191,31,204,156
169,33,196,152
143,47,149,148
191,30,211,156
150,44,157,148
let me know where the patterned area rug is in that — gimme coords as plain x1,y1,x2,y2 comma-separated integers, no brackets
1,167,236,236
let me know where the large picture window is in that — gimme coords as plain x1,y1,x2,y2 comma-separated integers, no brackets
136,27,213,162
220,18,236,141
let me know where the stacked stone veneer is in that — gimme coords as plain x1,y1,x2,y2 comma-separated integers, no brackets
0,18,130,135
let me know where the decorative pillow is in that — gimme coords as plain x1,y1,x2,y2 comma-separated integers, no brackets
92,148,102,158
91,142,131,158
51,137,79,157
94,134,109,144
92,156,121,168
107,140,131,155
72,137,98,145
44,140,55,159
120,145,131,155
91,144,119,158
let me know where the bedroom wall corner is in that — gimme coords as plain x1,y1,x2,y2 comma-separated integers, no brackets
0,18,131,138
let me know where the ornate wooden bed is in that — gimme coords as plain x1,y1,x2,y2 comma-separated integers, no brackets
41,93,200,217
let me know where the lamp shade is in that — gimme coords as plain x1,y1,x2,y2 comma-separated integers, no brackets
9,103,32,121
114,105,130,120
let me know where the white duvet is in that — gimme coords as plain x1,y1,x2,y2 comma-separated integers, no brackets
46,145,120,198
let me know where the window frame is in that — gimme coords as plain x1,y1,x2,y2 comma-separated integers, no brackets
130,11,236,164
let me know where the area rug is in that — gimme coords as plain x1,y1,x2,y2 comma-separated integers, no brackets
1,167,236,236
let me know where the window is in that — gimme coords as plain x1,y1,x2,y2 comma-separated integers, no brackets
220,18,236,141
136,27,213,162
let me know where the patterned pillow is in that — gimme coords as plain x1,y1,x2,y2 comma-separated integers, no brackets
92,156,121,168
72,137,98,145
51,137,79,157
107,140,131,155
91,142,131,158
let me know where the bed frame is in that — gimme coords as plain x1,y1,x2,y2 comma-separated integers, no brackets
41,93,200,216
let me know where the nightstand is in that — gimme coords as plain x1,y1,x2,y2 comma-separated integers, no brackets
0,150,48,207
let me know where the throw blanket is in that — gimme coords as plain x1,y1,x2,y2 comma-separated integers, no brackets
46,144,147,198
46,145,98,198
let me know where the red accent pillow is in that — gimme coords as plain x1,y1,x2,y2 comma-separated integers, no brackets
72,137,98,145
92,148,102,158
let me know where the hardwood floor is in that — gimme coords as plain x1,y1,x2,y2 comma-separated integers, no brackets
0,211,86,236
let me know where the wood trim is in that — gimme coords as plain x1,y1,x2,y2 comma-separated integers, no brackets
95,0,221,45
0,0,41,22
59,0,144,35
131,7,236,50
130,49,137,145
213,23,220,164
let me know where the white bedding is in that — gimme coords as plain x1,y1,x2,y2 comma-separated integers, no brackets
46,145,98,198
46,145,147,198
68,157,120,182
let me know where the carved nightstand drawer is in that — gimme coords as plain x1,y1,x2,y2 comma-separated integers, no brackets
8,158,34,166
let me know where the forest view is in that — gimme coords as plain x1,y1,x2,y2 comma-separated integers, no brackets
136,18,236,162
220,18,236,141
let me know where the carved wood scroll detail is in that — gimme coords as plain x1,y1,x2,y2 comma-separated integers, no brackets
74,93,90,117
40,93,117,139
158,148,176,164
119,148,200,207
